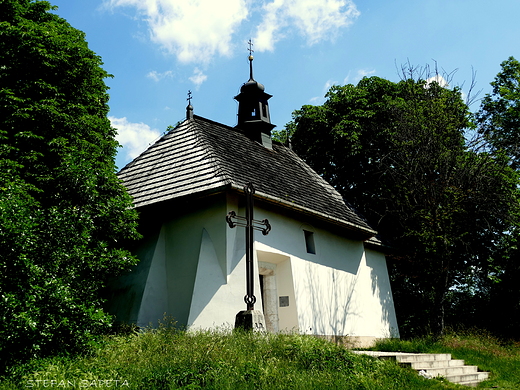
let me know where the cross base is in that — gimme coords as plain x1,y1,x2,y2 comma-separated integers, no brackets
235,310,266,332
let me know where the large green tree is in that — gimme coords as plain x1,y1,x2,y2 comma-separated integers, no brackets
0,0,140,368
288,76,519,336
475,57,520,338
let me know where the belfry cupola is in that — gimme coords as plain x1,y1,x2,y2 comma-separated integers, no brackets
234,41,275,148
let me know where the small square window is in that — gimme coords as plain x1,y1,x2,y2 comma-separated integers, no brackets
304,230,316,254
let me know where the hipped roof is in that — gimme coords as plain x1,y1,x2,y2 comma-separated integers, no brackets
118,115,376,238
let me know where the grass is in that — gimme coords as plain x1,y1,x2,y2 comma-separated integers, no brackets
1,324,518,389
373,327,520,389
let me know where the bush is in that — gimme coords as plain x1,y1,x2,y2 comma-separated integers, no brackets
0,0,140,371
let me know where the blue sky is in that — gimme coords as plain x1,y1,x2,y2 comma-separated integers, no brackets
49,0,520,170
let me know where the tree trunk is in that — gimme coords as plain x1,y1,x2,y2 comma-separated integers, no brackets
431,291,446,337
430,263,450,337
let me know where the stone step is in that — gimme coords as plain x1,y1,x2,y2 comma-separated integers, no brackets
355,351,452,363
353,351,490,386
409,359,465,369
393,353,452,363
409,364,479,376
446,371,489,384
458,374,491,388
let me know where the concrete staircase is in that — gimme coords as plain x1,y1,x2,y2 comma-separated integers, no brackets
354,351,489,387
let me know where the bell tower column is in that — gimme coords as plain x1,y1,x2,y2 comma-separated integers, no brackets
234,40,275,148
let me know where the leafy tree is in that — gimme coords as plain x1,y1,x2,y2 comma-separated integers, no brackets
477,56,520,169
288,76,519,337
475,57,520,338
0,0,140,369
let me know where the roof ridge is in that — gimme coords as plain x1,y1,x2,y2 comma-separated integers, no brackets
117,118,232,208
117,121,180,174
189,117,233,186
193,114,242,133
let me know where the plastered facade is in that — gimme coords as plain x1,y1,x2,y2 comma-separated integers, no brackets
108,192,399,341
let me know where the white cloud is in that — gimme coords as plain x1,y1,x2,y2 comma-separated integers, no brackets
104,0,360,62
110,116,162,161
104,0,248,63
355,68,376,82
323,79,335,92
189,67,208,88
146,70,173,82
309,79,336,103
342,68,376,84
254,0,360,52
425,74,449,88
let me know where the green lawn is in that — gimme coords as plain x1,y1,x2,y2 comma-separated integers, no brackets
1,325,518,389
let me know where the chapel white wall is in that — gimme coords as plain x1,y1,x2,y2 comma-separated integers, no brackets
251,204,400,339
185,194,399,339
113,192,399,340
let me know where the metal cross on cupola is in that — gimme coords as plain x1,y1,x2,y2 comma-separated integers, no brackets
227,182,271,330
247,39,254,79
186,90,194,120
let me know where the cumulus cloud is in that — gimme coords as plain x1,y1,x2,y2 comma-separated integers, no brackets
254,0,360,52
355,68,376,82
110,116,162,161
189,67,208,88
104,0,360,62
425,74,449,88
146,70,174,82
104,0,248,63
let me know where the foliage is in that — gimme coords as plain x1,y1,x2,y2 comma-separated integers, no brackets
477,56,520,169
1,327,461,390
0,0,140,370
475,57,520,338
287,76,520,337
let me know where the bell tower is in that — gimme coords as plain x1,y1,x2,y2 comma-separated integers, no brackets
234,40,275,148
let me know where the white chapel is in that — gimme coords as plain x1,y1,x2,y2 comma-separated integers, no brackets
108,54,399,347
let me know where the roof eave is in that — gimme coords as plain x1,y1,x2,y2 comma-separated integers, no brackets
230,183,377,240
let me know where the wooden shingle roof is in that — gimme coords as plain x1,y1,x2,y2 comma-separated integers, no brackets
118,115,376,238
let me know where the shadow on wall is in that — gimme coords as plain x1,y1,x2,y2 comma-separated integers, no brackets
366,249,399,338
105,226,162,325
299,257,361,337
297,245,398,340
296,225,364,335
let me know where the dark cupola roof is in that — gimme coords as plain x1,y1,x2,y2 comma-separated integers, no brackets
234,46,275,148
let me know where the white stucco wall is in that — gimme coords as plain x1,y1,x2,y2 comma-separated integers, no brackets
252,204,399,339
111,191,399,339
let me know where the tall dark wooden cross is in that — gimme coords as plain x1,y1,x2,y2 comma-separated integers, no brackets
226,182,271,311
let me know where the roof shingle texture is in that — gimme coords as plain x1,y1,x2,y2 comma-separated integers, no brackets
118,115,375,235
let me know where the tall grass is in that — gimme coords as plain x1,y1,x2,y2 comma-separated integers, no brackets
1,322,457,390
